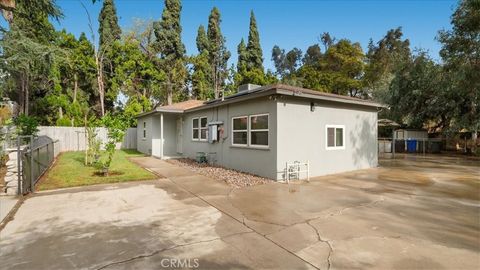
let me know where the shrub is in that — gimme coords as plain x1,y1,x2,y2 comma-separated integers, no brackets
56,117,72,127
98,114,128,175
14,114,39,137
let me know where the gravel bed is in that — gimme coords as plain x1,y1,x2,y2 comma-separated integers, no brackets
166,158,274,188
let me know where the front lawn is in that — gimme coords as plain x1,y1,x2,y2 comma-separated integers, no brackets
38,150,156,191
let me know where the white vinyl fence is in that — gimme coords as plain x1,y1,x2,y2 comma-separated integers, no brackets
38,126,137,152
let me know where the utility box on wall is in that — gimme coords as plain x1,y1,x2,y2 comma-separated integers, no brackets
208,121,223,143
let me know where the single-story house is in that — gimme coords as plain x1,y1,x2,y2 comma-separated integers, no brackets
136,84,384,180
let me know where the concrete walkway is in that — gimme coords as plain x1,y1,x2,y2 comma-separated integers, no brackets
0,196,19,225
0,155,479,269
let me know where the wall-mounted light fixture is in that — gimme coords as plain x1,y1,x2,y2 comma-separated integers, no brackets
310,102,316,112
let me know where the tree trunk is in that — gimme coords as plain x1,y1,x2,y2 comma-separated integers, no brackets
59,107,63,118
96,54,105,116
24,75,29,116
73,73,78,103
167,80,173,105
19,73,25,115
213,59,219,99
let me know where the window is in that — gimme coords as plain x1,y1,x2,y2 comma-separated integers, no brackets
192,117,208,141
143,121,146,139
232,116,248,146
326,125,345,150
231,114,269,148
200,117,208,140
249,114,269,147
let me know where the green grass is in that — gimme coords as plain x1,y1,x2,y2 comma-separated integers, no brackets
38,149,156,191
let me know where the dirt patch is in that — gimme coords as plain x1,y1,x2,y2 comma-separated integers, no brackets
166,158,273,188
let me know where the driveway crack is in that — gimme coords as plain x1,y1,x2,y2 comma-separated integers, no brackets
326,197,385,219
306,221,333,270
165,177,319,269
95,231,251,270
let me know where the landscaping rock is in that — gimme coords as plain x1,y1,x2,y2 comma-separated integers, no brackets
167,158,273,189
6,180,17,188
5,187,16,195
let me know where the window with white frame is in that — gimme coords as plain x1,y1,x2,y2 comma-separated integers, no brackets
326,125,345,149
192,117,208,141
249,114,269,147
231,114,269,148
143,121,146,139
232,116,248,146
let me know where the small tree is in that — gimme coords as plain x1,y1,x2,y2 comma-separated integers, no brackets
14,114,39,142
85,116,101,166
98,113,128,175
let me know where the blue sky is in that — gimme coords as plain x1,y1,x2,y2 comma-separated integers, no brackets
51,0,457,70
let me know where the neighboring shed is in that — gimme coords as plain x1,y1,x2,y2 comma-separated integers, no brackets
395,129,428,140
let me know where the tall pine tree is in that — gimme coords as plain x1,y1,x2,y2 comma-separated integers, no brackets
154,0,187,105
99,0,121,50
246,10,263,71
192,25,212,99
207,7,230,99
235,11,268,86
196,25,209,53
237,38,247,72
97,0,121,115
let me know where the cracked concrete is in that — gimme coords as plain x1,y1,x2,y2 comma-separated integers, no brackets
1,154,479,269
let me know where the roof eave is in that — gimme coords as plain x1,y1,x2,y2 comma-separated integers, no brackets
274,88,386,108
135,108,184,118
185,89,276,113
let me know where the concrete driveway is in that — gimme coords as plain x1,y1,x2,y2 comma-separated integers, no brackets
0,155,479,270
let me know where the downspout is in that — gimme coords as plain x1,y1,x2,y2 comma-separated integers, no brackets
160,113,164,159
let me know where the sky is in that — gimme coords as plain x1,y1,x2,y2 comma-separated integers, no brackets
49,0,457,70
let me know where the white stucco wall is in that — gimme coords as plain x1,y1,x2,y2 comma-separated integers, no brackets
276,97,378,179
137,113,178,157
137,115,153,155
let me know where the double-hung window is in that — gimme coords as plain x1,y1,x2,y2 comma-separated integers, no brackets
232,116,248,146
192,117,208,141
249,114,269,147
326,125,345,150
232,114,269,148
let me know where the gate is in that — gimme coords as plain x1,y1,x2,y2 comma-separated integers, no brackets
18,136,56,194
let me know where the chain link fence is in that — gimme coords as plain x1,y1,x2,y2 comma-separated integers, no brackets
18,136,57,194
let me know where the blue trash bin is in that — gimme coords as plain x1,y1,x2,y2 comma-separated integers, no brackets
406,140,417,153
